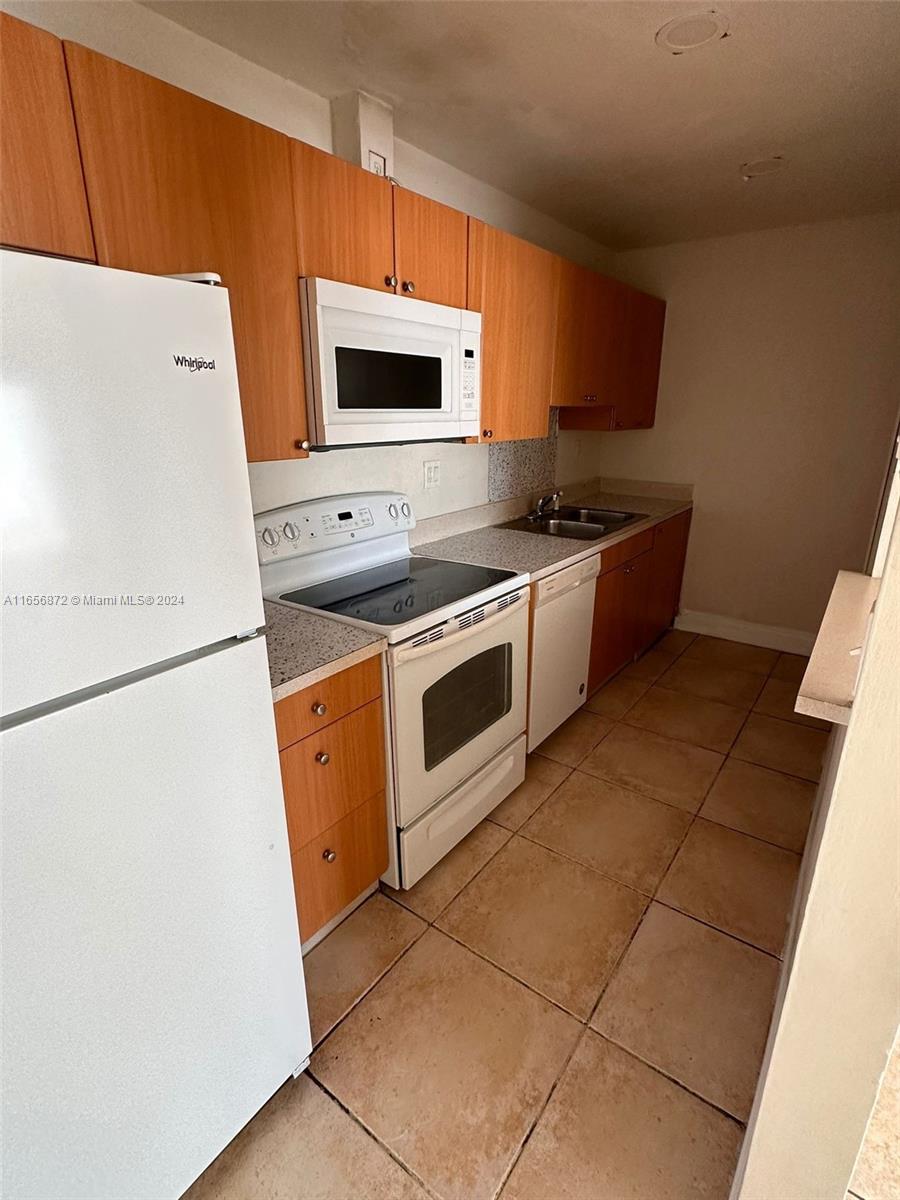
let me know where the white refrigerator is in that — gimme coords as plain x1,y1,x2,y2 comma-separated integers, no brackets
0,250,311,1199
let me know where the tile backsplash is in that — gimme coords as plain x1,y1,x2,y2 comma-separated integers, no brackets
488,410,558,502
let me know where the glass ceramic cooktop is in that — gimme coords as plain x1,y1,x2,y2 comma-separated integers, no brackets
280,556,517,627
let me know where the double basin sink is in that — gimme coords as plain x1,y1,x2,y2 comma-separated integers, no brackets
500,505,647,541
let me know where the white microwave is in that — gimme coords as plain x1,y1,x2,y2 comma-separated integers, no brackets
299,277,482,447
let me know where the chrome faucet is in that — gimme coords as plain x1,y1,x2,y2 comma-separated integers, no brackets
534,490,563,520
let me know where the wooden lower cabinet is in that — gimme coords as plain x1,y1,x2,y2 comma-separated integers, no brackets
292,792,388,943
275,655,388,942
588,513,691,693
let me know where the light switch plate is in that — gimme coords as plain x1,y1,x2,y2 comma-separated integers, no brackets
424,460,440,490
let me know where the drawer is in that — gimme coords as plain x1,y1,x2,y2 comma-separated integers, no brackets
274,654,382,750
598,527,654,575
280,697,385,849
292,791,388,942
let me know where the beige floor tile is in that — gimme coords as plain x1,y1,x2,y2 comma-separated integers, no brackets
732,713,829,782
657,655,766,709
624,685,747,753
771,651,810,684
754,675,831,729
580,722,724,813
533,708,614,767
523,770,691,894
620,646,678,683
312,928,580,1200
657,819,801,955
684,635,779,676
489,754,570,831
183,1074,428,1200
593,904,779,1120
437,836,645,1017
655,628,697,656
851,1034,900,1200
584,673,650,719
502,1032,742,1200
700,758,816,853
303,893,425,1046
383,820,511,922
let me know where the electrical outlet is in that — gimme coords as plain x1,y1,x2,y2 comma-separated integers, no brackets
424,460,440,490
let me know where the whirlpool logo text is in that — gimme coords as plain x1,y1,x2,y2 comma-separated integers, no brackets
173,354,216,373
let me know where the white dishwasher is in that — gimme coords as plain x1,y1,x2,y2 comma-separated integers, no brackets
527,554,601,751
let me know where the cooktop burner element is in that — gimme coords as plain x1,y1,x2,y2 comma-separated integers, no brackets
280,556,517,627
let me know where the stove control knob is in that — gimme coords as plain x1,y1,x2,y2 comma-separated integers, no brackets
388,503,399,519
261,526,280,548
401,502,411,519
283,521,300,541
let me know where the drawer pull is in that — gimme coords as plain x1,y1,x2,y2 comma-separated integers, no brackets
311,702,327,716
315,751,331,765
322,849,337,863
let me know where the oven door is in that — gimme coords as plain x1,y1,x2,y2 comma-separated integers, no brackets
388,595,529,828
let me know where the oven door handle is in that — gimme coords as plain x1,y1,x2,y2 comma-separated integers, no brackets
393,595,525,665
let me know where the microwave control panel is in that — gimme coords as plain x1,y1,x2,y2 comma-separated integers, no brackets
460,327,480,416
255,492,415,562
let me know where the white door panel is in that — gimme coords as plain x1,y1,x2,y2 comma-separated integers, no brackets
1,636,309,1200
1,251,263,716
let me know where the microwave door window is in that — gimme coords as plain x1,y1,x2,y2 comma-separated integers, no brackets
421,644,513,772
334,346,443,412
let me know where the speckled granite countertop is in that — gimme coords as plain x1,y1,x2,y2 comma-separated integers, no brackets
416,491,692,582
264,601,385,703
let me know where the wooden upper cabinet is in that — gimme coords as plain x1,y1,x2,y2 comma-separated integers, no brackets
293,140,394,292
0,14,94,260
392,187,467,308
467,219,560,442
64,43,306,462
613,285,666,430
552,260,618,408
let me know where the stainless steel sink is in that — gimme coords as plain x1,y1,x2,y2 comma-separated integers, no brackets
499,506,646,540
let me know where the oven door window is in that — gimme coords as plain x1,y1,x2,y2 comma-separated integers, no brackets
335,346,442,411
422,643,512,772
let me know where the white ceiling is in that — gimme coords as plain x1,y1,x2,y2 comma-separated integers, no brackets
142,1,900,249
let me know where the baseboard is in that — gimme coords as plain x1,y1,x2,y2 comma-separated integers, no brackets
674,610,816,656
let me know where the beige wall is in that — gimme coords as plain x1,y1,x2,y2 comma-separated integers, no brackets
734,496,900,1199
558,212,900,637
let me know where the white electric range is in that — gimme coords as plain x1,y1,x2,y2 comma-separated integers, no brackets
258,492,529,888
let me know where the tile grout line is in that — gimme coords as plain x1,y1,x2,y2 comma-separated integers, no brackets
305,1072,443,1200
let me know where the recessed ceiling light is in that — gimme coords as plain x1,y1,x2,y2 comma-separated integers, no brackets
655,10,729,54
740,156,786,182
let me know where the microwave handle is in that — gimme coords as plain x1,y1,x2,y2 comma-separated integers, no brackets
393,593,526,665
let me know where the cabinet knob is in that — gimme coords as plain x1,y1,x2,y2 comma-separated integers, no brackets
401,280,416,294
311,702,327,716
315,751,330,765
482,429,493,439
322,849,336,864
385,274,398,288
296,439,311,451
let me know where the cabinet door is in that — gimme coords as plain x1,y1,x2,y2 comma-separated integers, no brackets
393,187,467,308
644,509,692,642
65,43,307,463
588,563,631,693
552,260,619,409
0,14,94,260
613,286,666,430
293,140,394,292
468,219,560,442
626,550,656,658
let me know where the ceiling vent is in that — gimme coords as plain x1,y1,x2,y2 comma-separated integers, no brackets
655,10,729,54
740,156,786,181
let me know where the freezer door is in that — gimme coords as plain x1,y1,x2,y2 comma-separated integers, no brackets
1,636,310,1200
1,250,264,717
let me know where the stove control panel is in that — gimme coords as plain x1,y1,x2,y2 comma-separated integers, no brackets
255,491,415,563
